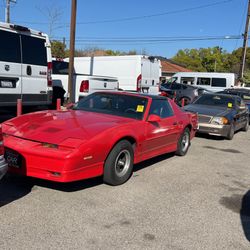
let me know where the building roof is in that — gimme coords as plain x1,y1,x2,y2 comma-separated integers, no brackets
161,60,193,73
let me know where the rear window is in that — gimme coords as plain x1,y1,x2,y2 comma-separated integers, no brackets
0,30,21,63
21,35,47,66
52,61,69,75
211,78,226,87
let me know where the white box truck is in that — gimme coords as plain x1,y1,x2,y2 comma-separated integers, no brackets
66,55,162,94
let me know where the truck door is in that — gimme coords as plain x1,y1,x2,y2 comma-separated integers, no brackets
20,34,48,105
0,29,22,106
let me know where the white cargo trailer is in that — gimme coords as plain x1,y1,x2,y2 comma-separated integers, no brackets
66,55,162,94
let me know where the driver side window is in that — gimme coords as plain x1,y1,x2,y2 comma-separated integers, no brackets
149,99,174,119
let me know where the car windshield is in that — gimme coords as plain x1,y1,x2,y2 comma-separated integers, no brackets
74,93,148,120
194,94,235,107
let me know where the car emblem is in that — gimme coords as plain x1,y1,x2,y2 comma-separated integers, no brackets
104,82,107,88
5,65,10,71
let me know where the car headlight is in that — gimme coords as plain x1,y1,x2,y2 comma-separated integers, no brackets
194,89,199,96
211,117,229,125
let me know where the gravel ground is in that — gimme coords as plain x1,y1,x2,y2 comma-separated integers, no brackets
0,130,250,250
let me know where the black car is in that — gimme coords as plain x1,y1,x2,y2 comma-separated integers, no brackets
184,93,249,140
218,88,250,116
160,82,209,106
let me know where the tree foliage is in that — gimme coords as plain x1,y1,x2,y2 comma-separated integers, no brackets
172,47,230,72
51,40,66,58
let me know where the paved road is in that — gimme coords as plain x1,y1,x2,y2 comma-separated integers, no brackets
0,130,250,250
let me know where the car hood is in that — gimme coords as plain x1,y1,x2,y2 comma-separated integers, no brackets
2,110,136,145
184,104,232,117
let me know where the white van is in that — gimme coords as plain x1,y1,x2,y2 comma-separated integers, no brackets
0,22,52,107
68,55,162,94
169,72,236,92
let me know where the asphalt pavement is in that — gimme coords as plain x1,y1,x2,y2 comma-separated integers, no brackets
0,130,250,249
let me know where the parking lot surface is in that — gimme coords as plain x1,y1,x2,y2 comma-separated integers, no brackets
0,131,250,250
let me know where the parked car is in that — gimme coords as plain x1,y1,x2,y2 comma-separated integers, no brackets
0,125,8,180
52,60,119,104
160,82,208,105
168,72,236,92
2,92,198,185
218,88,250,116
184,93,249,140
0,22,52,108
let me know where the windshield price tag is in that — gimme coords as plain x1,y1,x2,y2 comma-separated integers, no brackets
136,105,144,112
228,103,233,108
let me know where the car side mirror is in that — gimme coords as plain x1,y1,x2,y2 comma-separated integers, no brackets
148,114,161,122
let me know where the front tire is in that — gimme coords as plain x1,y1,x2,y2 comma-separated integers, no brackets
103,140,134,186
242,117,249,132
226,124,234,140
176,128,190,156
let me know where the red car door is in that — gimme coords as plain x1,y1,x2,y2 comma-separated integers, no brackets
142,99,180,155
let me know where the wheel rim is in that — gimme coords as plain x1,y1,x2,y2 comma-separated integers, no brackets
115,150,131,177
181,132,189,152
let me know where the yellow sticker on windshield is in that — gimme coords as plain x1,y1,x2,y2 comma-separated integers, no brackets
228,103,233,108
136,105,144,112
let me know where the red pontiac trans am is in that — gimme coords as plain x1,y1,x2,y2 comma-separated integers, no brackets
2,92,198,185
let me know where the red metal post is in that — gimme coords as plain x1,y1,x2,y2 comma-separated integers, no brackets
56,98,61,110
181,98,185,107
17,99,22,116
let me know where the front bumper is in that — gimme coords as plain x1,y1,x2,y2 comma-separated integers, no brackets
198,123,230,137
0,155,8,180
3,135,103,183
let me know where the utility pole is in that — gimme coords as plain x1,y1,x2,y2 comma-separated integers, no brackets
5,0,16,23
239,0,250,82
67,0,77,103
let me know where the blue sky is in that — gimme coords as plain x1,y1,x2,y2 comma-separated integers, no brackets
0,0,247,58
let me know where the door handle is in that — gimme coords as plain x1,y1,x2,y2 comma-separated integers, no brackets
173,122,178,126
27,65,32,76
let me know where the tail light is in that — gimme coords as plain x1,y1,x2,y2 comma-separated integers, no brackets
0,125,4,155
80,80,89,93
136,74,142,92
47,62,52,87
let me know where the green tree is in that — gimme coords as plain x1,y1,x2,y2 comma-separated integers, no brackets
51,40,66,58
172,47,230,72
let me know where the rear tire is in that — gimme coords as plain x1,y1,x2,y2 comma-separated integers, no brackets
226,124,234,140
103,140,134,186
176,128,190,156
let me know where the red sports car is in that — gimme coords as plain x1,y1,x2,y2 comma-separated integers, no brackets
2,92,198,185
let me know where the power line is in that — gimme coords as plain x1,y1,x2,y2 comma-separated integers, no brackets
13,0,234,26
76,0,234,25
52,35,242,44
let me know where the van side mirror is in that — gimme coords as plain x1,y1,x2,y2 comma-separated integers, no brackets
148,114,161,122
